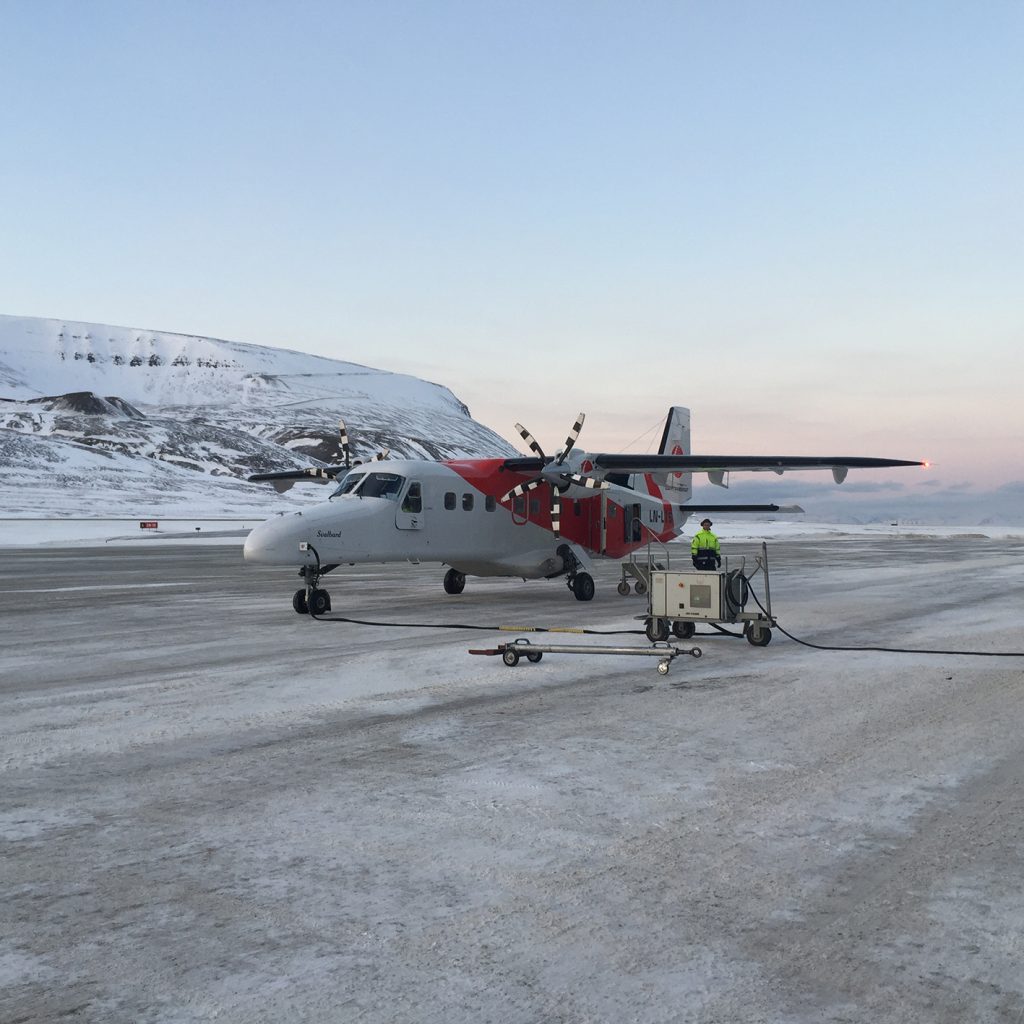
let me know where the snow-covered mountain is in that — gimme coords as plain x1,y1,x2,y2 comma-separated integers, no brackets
0,315,516,516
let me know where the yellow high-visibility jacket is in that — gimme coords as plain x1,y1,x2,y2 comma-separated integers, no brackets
691,529,720,556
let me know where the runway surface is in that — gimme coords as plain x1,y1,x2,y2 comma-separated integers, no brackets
2,536,1023,1023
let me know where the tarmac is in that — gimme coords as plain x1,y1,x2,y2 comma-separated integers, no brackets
2,535,1023,1023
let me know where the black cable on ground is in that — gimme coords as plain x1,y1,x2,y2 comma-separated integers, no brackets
311,610,646,636
744,583,1024,658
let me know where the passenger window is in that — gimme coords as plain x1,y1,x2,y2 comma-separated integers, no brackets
402,482,422,513
574,500,582,516
444,492,456,510
529,498,540,516
512,496,526,516
485,495,496,512
463,493,474,511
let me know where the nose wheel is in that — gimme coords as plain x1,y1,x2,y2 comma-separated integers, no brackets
293,560,331,615
293,587,331,615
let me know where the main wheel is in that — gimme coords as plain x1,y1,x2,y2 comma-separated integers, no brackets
645,617,669,642
502,648,520,667
308,588,331,615
444,569,466,595
292,589,309,615
634,580,647,596
525,651,543,663
572,572,595,602
747,625,772,647
672,620,695,640
616,581,631,596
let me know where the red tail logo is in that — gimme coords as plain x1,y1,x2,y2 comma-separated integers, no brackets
671,443,685,480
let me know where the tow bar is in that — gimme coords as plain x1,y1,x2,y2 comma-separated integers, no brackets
469,637,703,676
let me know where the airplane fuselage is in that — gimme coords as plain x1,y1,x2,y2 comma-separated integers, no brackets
243,458,687,579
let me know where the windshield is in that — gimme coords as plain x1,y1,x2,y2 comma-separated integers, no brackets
329,472,366,498
359,472,405,499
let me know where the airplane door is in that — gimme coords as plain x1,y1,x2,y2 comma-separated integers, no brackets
396,481,423,530
626,502,643,543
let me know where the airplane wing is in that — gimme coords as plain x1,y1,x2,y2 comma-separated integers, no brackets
590,454,923,484
247,466,348,492
248,467,345,483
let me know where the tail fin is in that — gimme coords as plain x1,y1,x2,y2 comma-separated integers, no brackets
653,406,691,502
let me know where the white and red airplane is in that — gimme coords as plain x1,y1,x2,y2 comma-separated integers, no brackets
243,407,923,613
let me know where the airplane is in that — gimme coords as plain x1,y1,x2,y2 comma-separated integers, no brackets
243,407,924,614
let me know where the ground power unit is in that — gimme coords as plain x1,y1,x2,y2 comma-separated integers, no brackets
641,543,776,646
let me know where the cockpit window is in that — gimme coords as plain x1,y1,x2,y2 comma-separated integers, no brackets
358,472,405,499
330,472,366,498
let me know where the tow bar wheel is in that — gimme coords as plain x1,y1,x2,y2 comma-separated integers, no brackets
502,648,520,667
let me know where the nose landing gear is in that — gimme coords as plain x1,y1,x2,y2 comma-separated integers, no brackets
293,559,332,615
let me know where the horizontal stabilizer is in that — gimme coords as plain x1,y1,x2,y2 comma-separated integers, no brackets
683,504,805,514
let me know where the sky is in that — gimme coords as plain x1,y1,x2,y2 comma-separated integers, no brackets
1,0,1021,506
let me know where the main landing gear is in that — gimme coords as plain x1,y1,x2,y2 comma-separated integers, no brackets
444,569,466,595
555,543,594,602
568,571,595,602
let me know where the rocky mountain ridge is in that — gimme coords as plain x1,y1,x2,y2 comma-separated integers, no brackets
0,315,515,516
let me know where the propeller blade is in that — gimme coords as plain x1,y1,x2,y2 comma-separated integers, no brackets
338,418,351,469
550,491,561,538
500,478,543,503
514,423,546,460
555,413,586,465
565,473,609,490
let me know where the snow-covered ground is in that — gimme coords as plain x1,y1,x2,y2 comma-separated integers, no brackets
2,532,1024,1022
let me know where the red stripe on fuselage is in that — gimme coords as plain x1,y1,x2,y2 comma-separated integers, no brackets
443,459,681,557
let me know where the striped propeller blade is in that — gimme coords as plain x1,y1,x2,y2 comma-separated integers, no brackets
500,478,543,503
550,492,561,538
555,413,586,465
565,473,609,490
338,418,351,468
514,423,546,460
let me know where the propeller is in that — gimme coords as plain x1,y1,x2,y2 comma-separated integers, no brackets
249,418,389,488
352,448,390,467
340,419,391,466
501,413,608,538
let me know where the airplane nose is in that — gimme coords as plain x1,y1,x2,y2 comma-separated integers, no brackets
244,515,302,565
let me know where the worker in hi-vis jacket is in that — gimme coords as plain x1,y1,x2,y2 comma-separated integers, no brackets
691,518,721,570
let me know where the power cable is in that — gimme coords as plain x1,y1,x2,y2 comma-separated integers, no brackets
744,582,1024,658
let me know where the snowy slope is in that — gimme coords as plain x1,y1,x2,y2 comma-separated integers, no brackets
0,315,516,516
